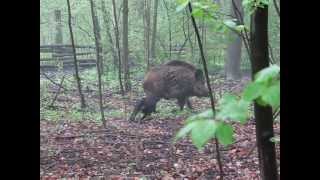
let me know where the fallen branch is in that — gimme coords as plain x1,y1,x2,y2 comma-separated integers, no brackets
49,75,66,107
40,70,68,91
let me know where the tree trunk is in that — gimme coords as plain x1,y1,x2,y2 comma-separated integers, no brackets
89,0,106,128
185,9,194,59
66,0,86,109
143,0,151,70
101,0,118,72
150,0,159,61
122,0,131,92
112,0,125,95
250,5,279,180
54,10,63,45
225,0,243,80
162,0,172,59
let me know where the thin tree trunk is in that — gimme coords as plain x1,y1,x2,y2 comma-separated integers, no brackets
273,0,280,17
150,0,159,61
101,0,118,72
185,9,194,59
123,0,131,92
89,0,106,128
66,0,86,109
225,0,243,80
54,10,63,45
162,0,172,58
188,3,224,179
143,0,151,70
49,75,65,108
250,5,279,180
112,0,124,95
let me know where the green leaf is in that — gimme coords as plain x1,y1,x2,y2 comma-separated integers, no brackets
223,19,237,29
217,94,249,123
270,136,280,143
174,120,197,142
190,120,218,149
261,81,280,108
184,109,215,125
216,123,234,146
219,94,237,105
255,65,280,83
191,2,201,7
235,25,247,33
256,97,268,106
176,0,189,12
191,8,204,17
242,82,265,101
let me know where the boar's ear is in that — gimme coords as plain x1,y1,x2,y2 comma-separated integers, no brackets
195,69,205,81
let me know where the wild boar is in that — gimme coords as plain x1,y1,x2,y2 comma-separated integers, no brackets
129,60,209,121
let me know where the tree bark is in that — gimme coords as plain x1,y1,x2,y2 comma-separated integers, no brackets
54,10,63,45
225,0,243,80
101,0,118,72
162,0,172,59
150,0,159,61
89,0,106,128
66,0,86,109
185,9,194,59
143,0,151,70
122,0,131,91
112,0,125,95
273,0,280,17
250,5,279,180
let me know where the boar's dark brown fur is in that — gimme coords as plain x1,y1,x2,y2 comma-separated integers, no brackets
129,60,209,121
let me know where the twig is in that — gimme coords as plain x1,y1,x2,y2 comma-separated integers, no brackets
49,75,66,107
54,135,85,140
273,108,280,120
188,3,224,179
273,0,280,17
245,141,257,158
40,70,68,91
268,42,276,64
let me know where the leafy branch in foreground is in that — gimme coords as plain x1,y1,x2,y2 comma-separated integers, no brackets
174,65,280,149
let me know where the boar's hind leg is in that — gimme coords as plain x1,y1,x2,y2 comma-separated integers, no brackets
186,98,193,109
129,98,145,121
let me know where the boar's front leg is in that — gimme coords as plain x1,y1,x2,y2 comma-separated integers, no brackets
177,97,187,111
140,96,160,121
129,98,145,121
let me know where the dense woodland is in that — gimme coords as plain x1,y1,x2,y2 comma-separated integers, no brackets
40,0,280,179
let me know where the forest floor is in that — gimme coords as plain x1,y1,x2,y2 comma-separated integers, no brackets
40,72,280,180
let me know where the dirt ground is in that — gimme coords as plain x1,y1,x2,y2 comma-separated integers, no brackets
40,73,280,180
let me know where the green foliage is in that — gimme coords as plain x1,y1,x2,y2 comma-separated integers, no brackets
175,118,218,150
216,94,249,124
255,65,280,83
242,0,270,14
216,123,234,146
175,65,280,150
175,0,189,12
270,136,280,144
243,65,280,109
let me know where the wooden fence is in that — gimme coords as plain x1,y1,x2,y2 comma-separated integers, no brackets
40,44,96,71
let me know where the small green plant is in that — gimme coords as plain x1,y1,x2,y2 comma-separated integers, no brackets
174,65,280,149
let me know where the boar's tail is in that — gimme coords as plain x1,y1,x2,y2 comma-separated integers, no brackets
129,98,145,121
